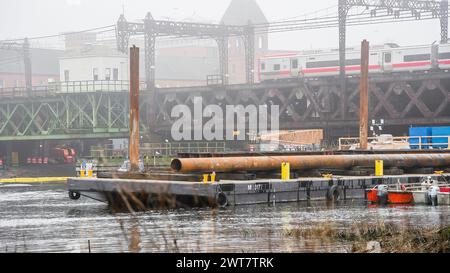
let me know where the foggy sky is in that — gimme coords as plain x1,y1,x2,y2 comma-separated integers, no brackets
0,0,441,50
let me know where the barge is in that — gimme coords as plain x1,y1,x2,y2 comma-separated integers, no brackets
67,173,450,211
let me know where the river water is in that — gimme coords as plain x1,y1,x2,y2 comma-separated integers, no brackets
0,183,449,253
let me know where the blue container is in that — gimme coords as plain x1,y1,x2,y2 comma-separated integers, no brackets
431,127,450,149
409,127,432,149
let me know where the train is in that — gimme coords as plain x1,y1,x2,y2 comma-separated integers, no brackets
258,43,450,81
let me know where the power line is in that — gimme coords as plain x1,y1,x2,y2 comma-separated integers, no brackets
1,3,448,46
0,25,116,43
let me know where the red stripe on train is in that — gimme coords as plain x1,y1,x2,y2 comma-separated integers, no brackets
438,59,450,65
392,61,431,68
302,65,381,74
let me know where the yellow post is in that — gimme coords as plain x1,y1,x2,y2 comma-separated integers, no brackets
281,162,290,181
375,160,384,176
203,174,209,183
80,170,85,177
210,172,216,183
87,169,93,177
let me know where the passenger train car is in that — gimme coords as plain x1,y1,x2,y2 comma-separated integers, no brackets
258,43,450,81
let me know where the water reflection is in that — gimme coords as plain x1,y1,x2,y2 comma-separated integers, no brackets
0,184,449,252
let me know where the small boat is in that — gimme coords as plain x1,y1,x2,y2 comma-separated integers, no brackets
387,190,414,204
366,184,413,205
396,176,450,206
437,192,450,205
408,177,450,206
367,176,450,206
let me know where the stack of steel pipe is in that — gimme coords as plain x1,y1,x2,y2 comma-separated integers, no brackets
171,153,450,173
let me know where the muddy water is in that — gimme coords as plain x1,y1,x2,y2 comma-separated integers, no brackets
0,183,449,253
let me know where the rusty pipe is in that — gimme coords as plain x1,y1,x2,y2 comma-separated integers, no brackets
171,153,450,173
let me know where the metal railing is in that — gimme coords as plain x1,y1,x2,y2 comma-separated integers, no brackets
0,80,148,96
339,136,450,150
52,80,145,93
89,141,227,158
0,85,55,98
140,142,227,157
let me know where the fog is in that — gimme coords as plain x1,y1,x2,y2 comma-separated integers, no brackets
0,0,442,50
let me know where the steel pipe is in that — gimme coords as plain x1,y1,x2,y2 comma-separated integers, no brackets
171,153,450,173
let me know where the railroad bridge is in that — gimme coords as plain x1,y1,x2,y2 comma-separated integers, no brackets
2,0,450,142
1,70,450,142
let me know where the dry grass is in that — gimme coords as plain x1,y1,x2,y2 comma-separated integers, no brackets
283,222,450,253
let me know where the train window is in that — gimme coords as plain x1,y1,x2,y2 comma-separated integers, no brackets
306,59,359,68
291,59,298,69
439,52,450,59
403,54,430,62
384,53,392,63
306,60,338,68
274,64,280,71
346,59,361,65
261,62,266,70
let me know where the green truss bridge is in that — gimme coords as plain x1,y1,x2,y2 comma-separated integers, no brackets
0,81,146,141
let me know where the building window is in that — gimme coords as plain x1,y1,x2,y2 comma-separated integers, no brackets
105,68,111,81
258,37,263,49
291,59,298,69
261,62,266,71
113,68,119,81
0,79,4,88
93,68,99,81
273,64,280,71
64,70,70,82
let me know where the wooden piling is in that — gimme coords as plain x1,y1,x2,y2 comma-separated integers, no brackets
359,40,369,150
129,46,140,172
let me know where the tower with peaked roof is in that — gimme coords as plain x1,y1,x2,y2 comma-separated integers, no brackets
221,0,269,83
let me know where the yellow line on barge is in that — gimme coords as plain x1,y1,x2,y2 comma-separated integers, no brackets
0,177,69,183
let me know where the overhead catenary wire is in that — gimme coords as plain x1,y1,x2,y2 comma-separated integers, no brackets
0,25,116,43
0,4,449,47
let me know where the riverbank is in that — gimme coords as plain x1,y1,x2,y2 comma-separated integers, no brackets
283,222,450,253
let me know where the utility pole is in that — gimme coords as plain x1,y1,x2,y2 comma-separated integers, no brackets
23,38,32,91
0,38,32,91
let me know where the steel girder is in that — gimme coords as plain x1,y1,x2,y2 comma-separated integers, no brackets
151,71,450,137
0,92,139,141
115,14,255,86
337,0,449,120
244,23,256,85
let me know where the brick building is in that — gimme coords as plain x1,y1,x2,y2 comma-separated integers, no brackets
0,48,61,88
